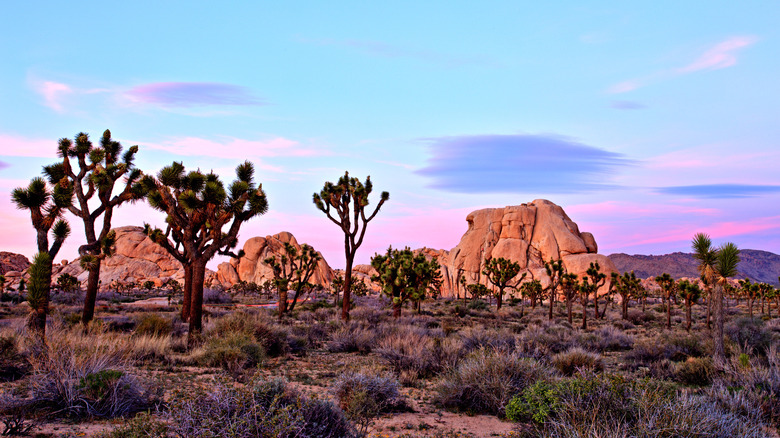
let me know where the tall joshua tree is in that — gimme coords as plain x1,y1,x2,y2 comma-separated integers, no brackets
313,172,388,321
692,233,717,329
11,175,73,336
482,257,524,311
577,262,606,330
655,273,676,330
44,130,143,325
141,161,268,336
371,246,441,317
712,242,740,362
265,242,322,318
678,279,701,332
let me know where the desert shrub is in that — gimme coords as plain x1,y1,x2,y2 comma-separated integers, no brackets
17,326,160,418
675,357,715,386
211,311,291,357
726,317,775,355
436,348,552,416
587,326,633,352
551,348,603,376
626,309,655,325
376,325,460,378
467,299,489,311
459,327,516,354
134,313,172,337
507,374,767,437
332,371,407,432
517,322,573,357
627,332,706,367
102,315,136,332
167,377,356,438
96,412,168,437
49,289,86,305
203,288,232,304
327,323,376,354
201,332,265,376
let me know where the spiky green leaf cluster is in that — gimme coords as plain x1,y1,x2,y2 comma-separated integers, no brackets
27,252,52,311
371,246,442,306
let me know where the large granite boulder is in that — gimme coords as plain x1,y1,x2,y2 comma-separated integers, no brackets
216,232,334,288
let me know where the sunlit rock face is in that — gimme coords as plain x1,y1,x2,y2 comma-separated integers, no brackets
216,232,334,288
436,199,617,298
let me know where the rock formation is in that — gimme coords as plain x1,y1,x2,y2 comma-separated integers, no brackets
54,226,202,287
216,232,334,288
438,199,617,298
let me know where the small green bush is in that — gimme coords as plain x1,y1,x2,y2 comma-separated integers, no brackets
467,299,488,311
78,369,125,401
201,332,265,376
726,317,774,355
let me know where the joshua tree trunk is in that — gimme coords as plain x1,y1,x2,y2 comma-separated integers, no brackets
713,283,725,362
567,299,573,324
581,294,588,330
706,292,711,329
665,295,672,329
278,287,288,319
82,263,101,325
181,265,192,321
393,298,402,318
342,252,354,321
496,287,504,311
188,261,207,341
622,295,629,320
548,290,554,320
593,293,600,320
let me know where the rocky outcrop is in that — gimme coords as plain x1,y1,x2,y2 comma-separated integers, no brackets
53,226,202,287
216,232,334,288
440,199,617,298
0,252,30,275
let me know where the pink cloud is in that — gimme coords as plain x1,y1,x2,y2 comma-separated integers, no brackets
678,36,758,73
0,133,59,158
607,80,642,94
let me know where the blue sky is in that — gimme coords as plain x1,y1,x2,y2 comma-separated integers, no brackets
2,1,779,268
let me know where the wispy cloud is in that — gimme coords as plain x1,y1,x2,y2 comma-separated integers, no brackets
125,82,264,107
143,136,327,164
608,36,758,94
33,80,73,112
417,134,631,194
0,162,8,170
656,184,780,199
678,36,759,73
610,100,646,110
300,37,499,68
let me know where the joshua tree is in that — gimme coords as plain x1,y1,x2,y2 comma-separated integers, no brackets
758,282,773,316
314,172,389,321
482,257,524,311
520,279,543,310
655,273,676,330
265,242,322,317
692,233,717,329
614,271,641,320
330,274,345,306
677,279,701,332
467,283,490,301
141,161,268,337
560,273,579,324
371,247,441,317
712,242,740,362
55,273,80,292
588,263,607,319
576,262,606,330
12,173,73,336
44,131,143,326
738,278,758,317
544,259,564,320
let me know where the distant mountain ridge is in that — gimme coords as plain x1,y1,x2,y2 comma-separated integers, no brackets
608,249,780,286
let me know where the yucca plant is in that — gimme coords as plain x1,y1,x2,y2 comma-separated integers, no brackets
371,246,442,317
313,172,389,321
655,273,676,329
26,252,52,338
712,241,740,362
678,279,701,332
140,160,267,339
692,233,717,329
544,259,564,320
44,130,143,326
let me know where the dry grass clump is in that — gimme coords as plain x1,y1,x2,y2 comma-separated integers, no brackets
327,322,376,354
626,331,707,367
436,348,552,416
551,347,604,376
458,326,516,354
210,311,296,357
581,326,634,352
134,313,173,337
376,324,460,378
0,333,27,382
332,370,408,433
674,357,715,386
517,322,574,357
2,324,160,420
